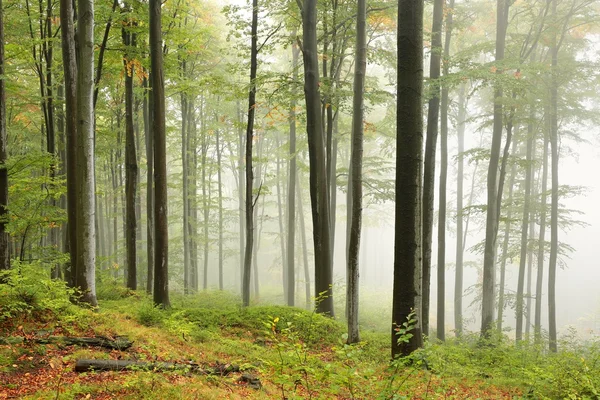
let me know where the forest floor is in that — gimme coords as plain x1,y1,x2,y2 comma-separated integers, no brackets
0,284,596,399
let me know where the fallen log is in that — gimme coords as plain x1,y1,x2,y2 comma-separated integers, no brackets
75,359,240,376
0,336,133,350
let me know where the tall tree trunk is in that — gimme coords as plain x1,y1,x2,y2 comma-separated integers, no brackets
437,0,454,342
346,0,366,345
216,127,224,290
497,139,517,334
0,0,9,272
188,100,198,292
548,0,559,352
75,0,97,306
481,0,509,337
181,88,190,294
150,0,169,307
534,132,549,342
123,22,137,291
300,0,334,316
237,102,245,292
392,0,424,358
286,41,299,307
143,75,154,294
242,0,258,307
525,212,535,339
516,118,535,342
422,0,444,339
59,0,77,285
298,178,311,310
454,82,467,336
276,150,287,299
202,132,209,290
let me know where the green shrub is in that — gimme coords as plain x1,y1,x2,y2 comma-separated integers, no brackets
137,303,166,327
0,260,76,322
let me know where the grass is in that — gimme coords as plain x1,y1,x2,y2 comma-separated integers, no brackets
1,270,599,399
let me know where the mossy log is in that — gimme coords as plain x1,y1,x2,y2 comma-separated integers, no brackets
0,336,133,350
74,359,240,376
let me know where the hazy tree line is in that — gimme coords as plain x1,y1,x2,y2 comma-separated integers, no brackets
0,0,598,358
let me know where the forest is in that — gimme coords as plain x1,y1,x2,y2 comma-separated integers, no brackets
1,0,600,398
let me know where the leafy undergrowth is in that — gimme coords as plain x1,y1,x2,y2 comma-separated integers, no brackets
0,271,597,399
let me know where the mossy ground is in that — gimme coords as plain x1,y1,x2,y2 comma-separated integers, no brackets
1,277,598,399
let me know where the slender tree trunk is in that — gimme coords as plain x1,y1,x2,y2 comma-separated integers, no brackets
143,75,154,294
422,0,444,339
548,0,559,351
237,102,245,292
123,22,137,291
497,139,517,333
181,89,190,294
242,0,258,307
346,0,366,345
525,212,535,339
481,0,509,337
437,0,454,342
286,42,299,307
534,133,549,342
216,127,224,290
0,0,9,272
392,0,424,358
276,150,287,299
150,0,169,307
59,0,77,285
188,101,198,292
516,120,535,342
298,177,311,310
201,133,209,290
300,0,334,316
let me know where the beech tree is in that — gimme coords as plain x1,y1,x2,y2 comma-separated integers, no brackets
75,0,97,306
392,0,424,358
242,0,258,307
300,0,334,316
0,0,8,272
150,0,169,308
346,0,366,345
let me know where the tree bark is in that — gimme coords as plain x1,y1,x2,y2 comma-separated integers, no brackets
143,75,154,294
181,84,189,294
548,0,558,352
437,0,454,342
481,0,509,337
515,120,534,342
286,42,299,307
0,0,9,272
242,0,258,307
392,0,424,358
298,178,311,310
300,0,334,316
534,132,549,342
123,20,137,291
497,139,517,334
75,0,97,306
454,84,466,336
59,0,77,285
422,0,444,339
346,0,366,345
216,127,224,291
150,0,169,307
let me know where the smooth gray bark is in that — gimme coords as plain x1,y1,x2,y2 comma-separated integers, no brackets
346,0,366,345
75,0,97,305
150,0,169,307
